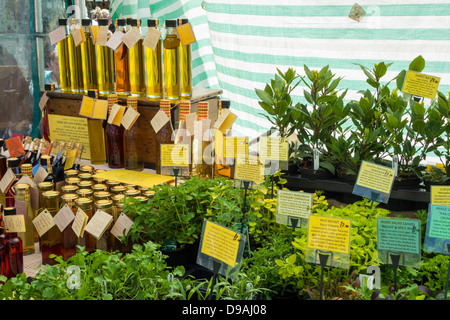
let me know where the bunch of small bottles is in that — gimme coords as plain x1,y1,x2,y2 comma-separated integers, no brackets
57,17,192,101
0,153,153,280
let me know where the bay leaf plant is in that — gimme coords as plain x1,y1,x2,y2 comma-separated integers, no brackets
293,65,350,175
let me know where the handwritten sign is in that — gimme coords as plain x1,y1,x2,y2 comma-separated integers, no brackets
307,215,351,254
200,220,241,267
72,208,89,238
110,213,134,240
5,136,24,158
234,155,263,185
83,209,113,240
32,209,56,237
402,70,440,100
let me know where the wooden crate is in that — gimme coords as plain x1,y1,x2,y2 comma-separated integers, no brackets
45,88,222,169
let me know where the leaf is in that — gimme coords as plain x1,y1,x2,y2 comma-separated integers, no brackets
396,69,407,91
409,55,425,72
319,161,335,175
412,119,425,133
374,62,387,78
255,88,273,106
303,90,314,104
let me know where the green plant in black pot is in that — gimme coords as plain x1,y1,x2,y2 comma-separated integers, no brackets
293,64,350,178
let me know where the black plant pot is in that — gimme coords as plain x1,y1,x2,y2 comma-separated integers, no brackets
162,240,199,268
297,167,334,181
423,179,450,191
336,170,357,185
392,176,422,190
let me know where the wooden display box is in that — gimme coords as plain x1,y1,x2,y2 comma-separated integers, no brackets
45,88,222,169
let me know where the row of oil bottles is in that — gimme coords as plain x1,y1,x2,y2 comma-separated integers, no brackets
0,158,160,280
57,17,192,100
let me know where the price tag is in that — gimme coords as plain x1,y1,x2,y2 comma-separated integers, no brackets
5,136,25,158
79,96,95,117
143,27,161,51
107,104,126,126
176,22,196,46
96,26,108,46
4,214,26,233
0,169,15,193
72,208,89,238
213,109,237,134
33,166,49,185
71,25,86,46
110,213,134,240
150,109,170,134
91,99,108,120
49,26,67,45
106,30,124,51
53,204,75,232
121,106,140,130
185,113,197,136
122,27,142,49
83,209,113,240
32,209,56,237
402,70,440,100
39,91,49,111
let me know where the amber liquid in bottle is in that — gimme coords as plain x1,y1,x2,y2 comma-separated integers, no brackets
67,19,83,94
94,200,114,251
128,19,146,97
163,20,180,101
96,19,114,96
124,96,144,171
80,19,98,94
114,19,131,96
156,100,174,174
145,19,163,100
3,207,23,279
75,198,96,253
41,191,62,265
178,19,192,99
60,194,78,260
0,205,6,277
58,19,71,92
14,184,35,256
5,158,21,208
105,94,125,168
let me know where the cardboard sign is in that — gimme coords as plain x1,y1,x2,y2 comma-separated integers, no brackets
83,209,113,240
107,104,126,126
5,136,24,158
110,213,134,240
160,144,189,167
32,209,56,237
53,204,75,232
200,220,241,267
402,70,440,100
49,26,66,45
276,190,313,222
150,109,170,134
143,27,161,51
307,215,351,254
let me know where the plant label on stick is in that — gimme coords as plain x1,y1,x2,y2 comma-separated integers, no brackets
424,204,450,254
352,161,395,204
401,70,440,100
430,186,450,206
234,155,264,187
276,190,313,226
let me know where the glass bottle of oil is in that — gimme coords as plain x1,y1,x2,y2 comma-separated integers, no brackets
156,100,174,174
214,100,234,179
128,19,146,97
163,19,180,101
124,96,144,171
192,102,213,179
5,158,21,208
105,94,125,168
41,191,62,265
74,197,95,253
3,207,23,279
86,92,107,165
145,19,163,100
57,18,71,93
14,183,35,256
80,19,98,94
67,19,83,94
114,18,130,96
178,19,192,99
60,193,78,260
95,18,114,96
0,204,6,275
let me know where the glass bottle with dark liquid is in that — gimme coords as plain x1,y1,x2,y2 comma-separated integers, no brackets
3,207,23,279
114,18,131,96
60,193,79,260
5,157,21,207
105,94,125,168
124,96,144,171
156,100,174,174
0,204,6,276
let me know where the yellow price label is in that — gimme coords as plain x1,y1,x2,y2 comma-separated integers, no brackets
307,215,351,254
356,161,395,194
430,186,450,206
160,144,189,167
402,70,440,100
201,220,241,267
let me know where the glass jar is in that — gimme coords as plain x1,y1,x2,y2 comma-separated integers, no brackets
106,180,121,192
94,199,115,251
124,189,140,198
94,191,111,201
74,197,95,253
65,177,81,186
92,184,108,193
79,165,94,174
78,173,93,181
64,169,79,179
77,180,93,190
41,191,62,265
61,185,79,195
110,185,127,195
77,188,94,199
143,190,155,199
60,193,79,260
93,176,107,184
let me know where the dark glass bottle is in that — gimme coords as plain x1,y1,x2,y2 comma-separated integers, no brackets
0,204,6,276
124,96,144,171
41,155,56,187
5,157,21,207
3,207,23,279
60,193,79,260
41,191,62,265
105,94,125,168
0,139,7,180
156,100,174,174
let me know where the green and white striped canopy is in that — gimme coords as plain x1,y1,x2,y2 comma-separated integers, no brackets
110,0,450,139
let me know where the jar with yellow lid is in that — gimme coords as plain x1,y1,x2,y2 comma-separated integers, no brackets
94,169,107,174
92,184,108,192
77,188,94,199
124,189,140,197
125,184,137,189
60,193,79,260
78,173,93,181
74,197,95,252
64,169,79,179
41,190,62,265
133,196,148,204
94,199,115,251
61,184,79,195
93,176,106,184
110,185,126,195
139,186,150,194
14,183,35,256
143,190,155,199
94,191,111,201
79,165,94,173
106,180,121,191
77,180,93,189
65,177,81,186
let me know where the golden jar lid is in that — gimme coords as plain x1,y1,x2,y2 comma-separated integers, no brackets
94,191,111,200
15,183,30,190
95,199,113,208
111,185,126,193
80,165,94,173
66,177,81,185
61,193,78,204
106,180,120,186
64,169,79,178
43,190,60,198
38,181,54,190
93,177,106,184
133,196,148,203
112,194,125,203
94,169,106,174
77,188,93,197
77,180,93,188
62,185,79,193
92,184,108,191
78,173,93,180
125,184,136,189
143,190,155,197
124,189,140,196
75,197,93,206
